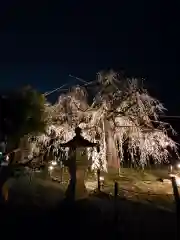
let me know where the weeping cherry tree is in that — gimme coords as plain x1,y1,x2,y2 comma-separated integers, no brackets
28,71,178,175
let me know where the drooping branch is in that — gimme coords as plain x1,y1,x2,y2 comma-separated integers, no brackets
27,71,178,171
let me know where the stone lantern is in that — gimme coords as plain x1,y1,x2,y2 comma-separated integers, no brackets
60,127,98,201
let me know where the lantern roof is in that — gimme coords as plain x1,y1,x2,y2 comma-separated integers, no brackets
60,127,98,148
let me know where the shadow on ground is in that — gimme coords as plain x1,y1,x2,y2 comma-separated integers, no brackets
0,194,177,240
1,176,177,240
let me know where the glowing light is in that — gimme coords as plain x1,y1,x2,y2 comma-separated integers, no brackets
100,176,104,181
170,165,173,172
51,161,57,166
177,163,180,169
169,174,180,187
176,176,180,187
169,174,176,178
48,166,54,171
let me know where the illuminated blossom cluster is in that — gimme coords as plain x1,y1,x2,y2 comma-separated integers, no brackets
29,71,179,171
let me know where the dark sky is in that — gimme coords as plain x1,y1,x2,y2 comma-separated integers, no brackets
0,1,179,114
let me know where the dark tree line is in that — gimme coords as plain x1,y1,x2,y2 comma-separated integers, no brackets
0,86,47,150
0,86,47,202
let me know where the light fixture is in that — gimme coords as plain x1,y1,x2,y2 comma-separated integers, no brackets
48,166,54,171
99,176,104,188
100,176,104,181
51,161,57,166
177,163,180,169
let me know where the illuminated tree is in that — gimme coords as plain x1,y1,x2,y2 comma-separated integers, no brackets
29,71,178,172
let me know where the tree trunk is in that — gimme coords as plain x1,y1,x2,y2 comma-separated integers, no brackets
104,119,120,169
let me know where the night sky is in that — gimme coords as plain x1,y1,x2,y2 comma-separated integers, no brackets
0,1,179,114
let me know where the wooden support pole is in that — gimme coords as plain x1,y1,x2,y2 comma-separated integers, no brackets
171,177,180,237
114,181,119,230
97,169,101,191
60,161,63,183
114,181,118,198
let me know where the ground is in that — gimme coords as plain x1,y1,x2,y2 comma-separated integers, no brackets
2,166,178,239
104,167,175,212
51,166,176,212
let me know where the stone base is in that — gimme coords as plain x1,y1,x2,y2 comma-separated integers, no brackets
66,182,88,201
65,167,88,201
